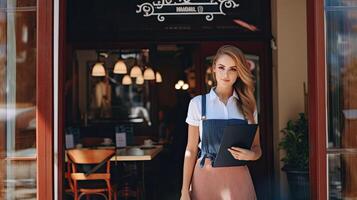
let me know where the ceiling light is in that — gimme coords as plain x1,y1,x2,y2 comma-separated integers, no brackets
113,60,127,74
92,62,106,77
143,67,155,80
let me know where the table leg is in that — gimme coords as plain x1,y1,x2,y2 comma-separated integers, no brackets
141,161,146,200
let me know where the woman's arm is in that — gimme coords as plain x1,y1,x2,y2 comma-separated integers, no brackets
181,125,200,199
250,127,262,159
228,127,262,161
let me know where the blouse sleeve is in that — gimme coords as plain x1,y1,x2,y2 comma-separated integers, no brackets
185,96,201,127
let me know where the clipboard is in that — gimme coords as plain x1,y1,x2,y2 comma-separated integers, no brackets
213,124,258,168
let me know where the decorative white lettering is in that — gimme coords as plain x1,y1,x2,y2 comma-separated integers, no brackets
176,7,197,13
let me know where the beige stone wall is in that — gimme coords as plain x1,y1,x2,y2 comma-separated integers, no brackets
271,0,308,199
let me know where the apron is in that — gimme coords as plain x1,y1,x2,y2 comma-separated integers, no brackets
191,94,256,200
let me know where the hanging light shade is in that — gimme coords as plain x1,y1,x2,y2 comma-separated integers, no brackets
122,75,132,85
130,65,142,77
143,67,155,80
92,62,106,77
136,75,144,85
113,60,127,74
155,72,162,83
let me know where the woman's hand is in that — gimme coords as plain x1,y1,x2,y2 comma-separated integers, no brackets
180,190,191,200
228,147,259,161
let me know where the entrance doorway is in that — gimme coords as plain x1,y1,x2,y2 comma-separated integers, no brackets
59,0,273,199
60,41,273,199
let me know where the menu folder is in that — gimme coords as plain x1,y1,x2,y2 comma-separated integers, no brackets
213,124,258,168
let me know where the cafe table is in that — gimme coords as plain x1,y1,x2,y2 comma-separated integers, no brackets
111,145,163,161
112,145,163,200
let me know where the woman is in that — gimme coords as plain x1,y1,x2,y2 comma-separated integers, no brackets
180,45,261,200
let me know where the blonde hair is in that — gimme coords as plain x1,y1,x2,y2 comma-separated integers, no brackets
212,45,257,123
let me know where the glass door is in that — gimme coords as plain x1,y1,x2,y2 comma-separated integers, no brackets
0,0,53,199
325,0,357,199
0,1,37,199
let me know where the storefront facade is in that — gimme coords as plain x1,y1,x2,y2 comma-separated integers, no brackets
0,0,355,199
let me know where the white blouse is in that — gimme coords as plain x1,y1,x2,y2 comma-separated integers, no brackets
185,88,258,148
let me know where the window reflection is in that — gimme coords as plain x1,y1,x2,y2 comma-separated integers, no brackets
329,154,357,199
0,0,37,199
326,5,357,148
326,1,357,199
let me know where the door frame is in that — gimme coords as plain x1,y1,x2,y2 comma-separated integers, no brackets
58,4,273,200
306,0,327,199
37,0,54,199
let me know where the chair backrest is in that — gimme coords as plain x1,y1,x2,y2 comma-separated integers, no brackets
66,149,116,199
67,149,115,164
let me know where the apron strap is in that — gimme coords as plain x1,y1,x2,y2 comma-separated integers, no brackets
200,93,208,167
201,94,206,120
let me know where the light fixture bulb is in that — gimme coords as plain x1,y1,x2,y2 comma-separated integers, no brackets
182,83,189,90
177,80,184,87
175,83,181,90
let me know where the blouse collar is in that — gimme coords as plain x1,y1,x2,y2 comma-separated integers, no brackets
209,87,239,101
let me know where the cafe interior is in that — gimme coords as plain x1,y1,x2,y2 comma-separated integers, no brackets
61,0,271,200
64,47,197,200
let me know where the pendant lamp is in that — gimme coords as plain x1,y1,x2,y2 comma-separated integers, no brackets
136,75,144,85
155,72,162,83
143,67,155,80
113,60,127,74
122,75,132,85
92,62,105,77
130,65,142,77
92,51,106,77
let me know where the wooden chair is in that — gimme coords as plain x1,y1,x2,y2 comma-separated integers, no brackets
67,149,117,200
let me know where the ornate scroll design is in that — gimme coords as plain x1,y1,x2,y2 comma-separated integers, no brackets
136,0,239,22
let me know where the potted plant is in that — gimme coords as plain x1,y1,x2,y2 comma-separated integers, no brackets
279,112,310,200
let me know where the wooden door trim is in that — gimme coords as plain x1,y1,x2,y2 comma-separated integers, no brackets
57,0,67,199
37,0,54,199
306,0,327,199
